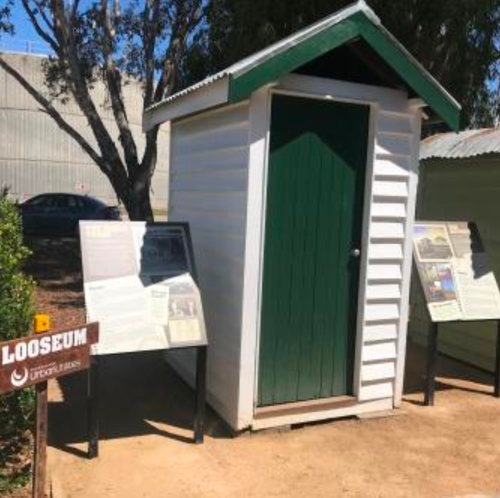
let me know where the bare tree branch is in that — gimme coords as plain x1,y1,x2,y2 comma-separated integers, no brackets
152,3,205,104
50,0,128,183
141,3,205,173
101,0,139,173
69,0,81,21
32,0,55,32
0,56,106,173
142,0,162,110
141,126,159,178
21,0,59,53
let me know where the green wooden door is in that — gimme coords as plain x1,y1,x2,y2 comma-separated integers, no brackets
258,95,370,406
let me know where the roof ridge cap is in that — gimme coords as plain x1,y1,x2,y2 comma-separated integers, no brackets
356,0,381,25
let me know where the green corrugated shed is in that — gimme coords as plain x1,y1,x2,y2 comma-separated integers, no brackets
410,129,500,372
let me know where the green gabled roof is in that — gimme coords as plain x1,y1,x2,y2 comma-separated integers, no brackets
144,1,460,131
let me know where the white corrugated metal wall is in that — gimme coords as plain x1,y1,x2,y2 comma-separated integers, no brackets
0,52,169,213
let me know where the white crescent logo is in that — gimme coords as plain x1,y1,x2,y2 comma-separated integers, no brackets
11,367,29,387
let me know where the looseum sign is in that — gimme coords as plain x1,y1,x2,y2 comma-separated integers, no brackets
0,323,99,394
2,327,89,364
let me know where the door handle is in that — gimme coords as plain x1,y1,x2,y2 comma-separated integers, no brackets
350,248,361,258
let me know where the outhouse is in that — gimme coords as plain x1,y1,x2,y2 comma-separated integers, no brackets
143,1,460,431
410,129,500,372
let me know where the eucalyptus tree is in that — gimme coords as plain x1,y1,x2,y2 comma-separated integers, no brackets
0,1,205,220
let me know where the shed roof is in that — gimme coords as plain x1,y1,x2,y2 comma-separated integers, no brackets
143,0,460,131
420,128,500,160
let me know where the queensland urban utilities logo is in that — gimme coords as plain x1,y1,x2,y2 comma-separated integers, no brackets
11,367,29,387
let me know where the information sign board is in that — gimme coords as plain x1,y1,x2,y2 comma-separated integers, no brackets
80,221,207,355
413,221,500,322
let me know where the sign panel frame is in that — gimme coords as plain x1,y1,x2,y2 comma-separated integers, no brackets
413,221,500,323
80,221,208,449
412,220,500,406
80,221,208,355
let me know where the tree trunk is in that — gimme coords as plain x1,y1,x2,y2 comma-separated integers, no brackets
124,178,154,221
101,159,154,222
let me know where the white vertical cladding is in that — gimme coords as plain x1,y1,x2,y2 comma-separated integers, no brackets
393,108,422,406
167,102,251,429
238,86,272,429
357,107,421,403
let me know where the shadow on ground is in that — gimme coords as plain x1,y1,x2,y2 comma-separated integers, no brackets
26,237,230,459
49,338,497,458
29,238,498,460
48,351,231,458
403,337,496,404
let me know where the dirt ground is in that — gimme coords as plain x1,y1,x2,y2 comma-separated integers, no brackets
26,238,500,498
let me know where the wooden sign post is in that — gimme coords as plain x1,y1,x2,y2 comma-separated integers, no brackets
33,378,48,498
423,319,500,406
33,314,50,498
0,320,99,498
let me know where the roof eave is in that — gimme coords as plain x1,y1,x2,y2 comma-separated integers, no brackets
357,16,461,131
143,76,230,131
144,3,461,131
228,10,461,130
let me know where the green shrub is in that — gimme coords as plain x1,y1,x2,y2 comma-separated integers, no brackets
0,189,35,494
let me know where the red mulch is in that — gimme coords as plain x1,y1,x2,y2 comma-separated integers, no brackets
25,238,85,331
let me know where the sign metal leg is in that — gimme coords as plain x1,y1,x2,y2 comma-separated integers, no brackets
495,321,500,398
88,355,100,459
33,381,48,498
424,322,439,406
194,346,207,444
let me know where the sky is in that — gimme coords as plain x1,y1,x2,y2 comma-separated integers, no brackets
7,4,39,40
1,3,45,53
1,1,116,53
5,0,141,42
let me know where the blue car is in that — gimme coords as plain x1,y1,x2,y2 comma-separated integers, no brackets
20,193,121,236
